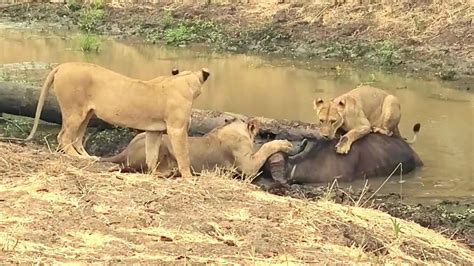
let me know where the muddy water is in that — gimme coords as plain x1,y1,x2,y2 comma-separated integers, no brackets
0,25,472,204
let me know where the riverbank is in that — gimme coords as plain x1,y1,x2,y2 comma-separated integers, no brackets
0,1,472,90
1,114,473,249
0,141,472,263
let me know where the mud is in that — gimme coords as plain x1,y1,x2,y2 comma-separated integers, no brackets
0,2,472,90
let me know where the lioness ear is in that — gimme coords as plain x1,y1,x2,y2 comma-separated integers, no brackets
171,68,179,75
247,119,261,136
201,68,210,82
313,98,324,110
337,99,346,108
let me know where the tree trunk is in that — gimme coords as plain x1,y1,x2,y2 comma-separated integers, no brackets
0,81,322,141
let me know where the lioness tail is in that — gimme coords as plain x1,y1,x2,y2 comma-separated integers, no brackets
25,65,61,141
0,66,60,142
404,123,421,144
99,153,125,163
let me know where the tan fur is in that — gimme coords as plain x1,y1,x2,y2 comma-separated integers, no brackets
22,62,209,178
100,118,294,177
313,85,419,154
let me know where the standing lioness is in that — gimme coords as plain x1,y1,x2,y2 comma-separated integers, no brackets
314,85,419,154
22,62,210,178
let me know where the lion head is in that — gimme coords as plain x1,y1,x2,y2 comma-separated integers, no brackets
313,98,345,139
246,118,261,141
210,117,261,143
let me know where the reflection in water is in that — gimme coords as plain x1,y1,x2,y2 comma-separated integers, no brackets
0,26,473,203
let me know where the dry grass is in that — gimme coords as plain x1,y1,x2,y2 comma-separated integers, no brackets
0,141,472,264
220,0,472,55
287,1,469,40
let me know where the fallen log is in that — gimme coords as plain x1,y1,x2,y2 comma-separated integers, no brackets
0,81,108,128
0,81,321,141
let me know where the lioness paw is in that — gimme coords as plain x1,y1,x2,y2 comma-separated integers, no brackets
373,127,393,136
275,140,293,153
335,140,351,154
335,144,350,154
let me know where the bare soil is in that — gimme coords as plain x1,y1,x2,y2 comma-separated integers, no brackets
0,142,473,263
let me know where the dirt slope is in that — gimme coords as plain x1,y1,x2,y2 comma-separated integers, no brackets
0,142,472,264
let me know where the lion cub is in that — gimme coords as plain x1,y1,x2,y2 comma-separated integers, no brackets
100,117,294,177
313,85,420,154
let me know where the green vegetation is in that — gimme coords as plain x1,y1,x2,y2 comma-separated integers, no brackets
0,70,10,81
372,40,401,67
86,127,135,156
71,0,105,53
143,15,226,47
66,0,82,12
0,116,29,138
438,69,457,81
390,217,402,238
323,41,370,60
322,40,401,68
237,24,290,53
88,0,105,10
142,13,289,55
140,11,402,69
171,21,223,45
79,33,101,52
78,4,105,33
